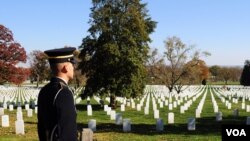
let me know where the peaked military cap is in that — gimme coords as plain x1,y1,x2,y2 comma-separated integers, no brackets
44,47,76,64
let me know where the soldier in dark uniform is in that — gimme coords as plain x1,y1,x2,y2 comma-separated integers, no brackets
37,47,78,141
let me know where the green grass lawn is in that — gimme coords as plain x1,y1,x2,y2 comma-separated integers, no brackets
0,85,249,141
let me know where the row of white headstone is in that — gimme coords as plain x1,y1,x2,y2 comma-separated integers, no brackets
195,88,208,118
84,86,208,132
87,85,207,119
86,116,196,132
86,85,250,132
212,86,250,112
1,105,37,135
0,86,39,106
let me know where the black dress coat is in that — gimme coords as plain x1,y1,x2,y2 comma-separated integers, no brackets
37,77,77,141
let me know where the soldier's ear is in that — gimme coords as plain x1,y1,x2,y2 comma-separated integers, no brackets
61,65,68,73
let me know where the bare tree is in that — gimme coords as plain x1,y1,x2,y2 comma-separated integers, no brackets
29,50,50,87
148,36,210,93
218,66,242,85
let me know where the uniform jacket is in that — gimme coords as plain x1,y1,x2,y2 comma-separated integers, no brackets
37,77,77,141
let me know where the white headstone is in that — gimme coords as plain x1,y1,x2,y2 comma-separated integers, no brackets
195,109,201,118
136,104,141,111
17,107,22,112
116,113,122,125
168,113,174,124
88,119,96,131
3,103,7,109
180,106,185,114
25,104,29,110
169,104,173,110
123,119,131,132
242,103,245,110
87,96,90,101
9,104,14,111
127,101,131,107
27,109,33,117
17,111,23,120
169,97,172,103
15,120,25,134
110,110,116,120
156,118,164,131
216,112,223,121
154,110,159,119
121,104,125,112
165,100,168,106
173,101,177,108
214,105,218,113
1,115,9,127
87,105,92,116
246,105,250,112
187,118,195,131
153,103,157,111
131,102,135,109
106,107,111,115
35,106,38,114
104,105,108,111
227,103,231,109
241,102,246,110
159,102,163,108
144,107,149,115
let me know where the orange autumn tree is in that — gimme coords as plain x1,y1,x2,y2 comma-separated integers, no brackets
8,67,31,85
185,60,210,85
0,24,29,85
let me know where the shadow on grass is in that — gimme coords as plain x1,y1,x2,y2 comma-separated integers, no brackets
77,115,248,136
24,121,37,125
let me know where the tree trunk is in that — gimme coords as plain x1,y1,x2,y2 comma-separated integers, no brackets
109,95,116,109
36,75,39,88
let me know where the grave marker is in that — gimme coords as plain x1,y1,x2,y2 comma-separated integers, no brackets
87,105,92,116
17,111,23,120
156,118,164,131
123,119,131,132
168,113,174,124
88,119,96,132
187,118,195,131
1,115,9,127
9,104,14,111
154,110,159,119
110,110,116,120
116,113,122,125
15,120,25,134
216,112,223,121
27,109,33,117
121,104,125,112
81,128,93,141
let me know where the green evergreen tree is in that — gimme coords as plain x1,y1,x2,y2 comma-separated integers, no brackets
79,0,156,106
240,60,250,86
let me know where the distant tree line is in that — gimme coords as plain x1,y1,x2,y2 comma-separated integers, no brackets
209,65,242,85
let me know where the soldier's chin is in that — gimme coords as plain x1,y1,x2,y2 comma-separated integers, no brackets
69,76,74,80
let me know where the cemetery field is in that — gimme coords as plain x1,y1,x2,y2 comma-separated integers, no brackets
0,85,250,141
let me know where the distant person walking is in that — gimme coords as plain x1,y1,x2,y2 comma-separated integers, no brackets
37,47,78,141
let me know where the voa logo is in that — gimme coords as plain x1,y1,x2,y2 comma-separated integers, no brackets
226,129,246,136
